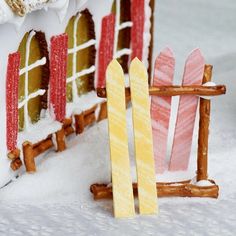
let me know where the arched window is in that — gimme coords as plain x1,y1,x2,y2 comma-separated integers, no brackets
65,9,96,103
112,0,132,72
18,31,49,131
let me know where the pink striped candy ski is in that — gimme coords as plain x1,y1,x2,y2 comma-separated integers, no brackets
151,48,175,173
169,49,205,171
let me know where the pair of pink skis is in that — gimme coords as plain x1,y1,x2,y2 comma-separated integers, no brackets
151,48,205,173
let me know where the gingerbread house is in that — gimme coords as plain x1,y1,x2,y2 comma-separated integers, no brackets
0,0,155,187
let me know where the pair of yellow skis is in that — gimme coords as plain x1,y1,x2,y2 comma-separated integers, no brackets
106,58,158,218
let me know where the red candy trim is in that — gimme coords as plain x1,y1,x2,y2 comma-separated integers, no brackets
131,0,145,60
50,33,68,122
97,14,115,88
6,52,20,151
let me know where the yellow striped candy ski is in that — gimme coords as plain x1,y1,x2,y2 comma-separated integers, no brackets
106,59,135,218
129,58,158,215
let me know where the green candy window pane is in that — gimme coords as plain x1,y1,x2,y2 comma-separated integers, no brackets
65,10,96,102
18,32,43,131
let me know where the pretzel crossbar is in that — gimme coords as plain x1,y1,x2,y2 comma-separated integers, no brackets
90,181,219,200
97,85,226,98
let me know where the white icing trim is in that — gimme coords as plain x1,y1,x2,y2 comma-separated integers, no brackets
18,89,46,109
199,82,217,100
68,39,96,55
20,30,47,131
24,31,35,130
20,57,46,75
142,0,152,68
66,66,96,83
203,82,216,87
113,0,120,55
195,180,214,187
190,177,214,187
118,21,133,31
115,48,132,59
71,13,81,102
25,0,49,12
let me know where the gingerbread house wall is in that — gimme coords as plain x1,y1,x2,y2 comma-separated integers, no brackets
0,0,153,187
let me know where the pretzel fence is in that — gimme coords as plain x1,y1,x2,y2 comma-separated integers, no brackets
91,49,226,199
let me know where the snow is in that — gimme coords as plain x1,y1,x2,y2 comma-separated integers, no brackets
17,112,62,147
1,0,236,235
66,91,105,117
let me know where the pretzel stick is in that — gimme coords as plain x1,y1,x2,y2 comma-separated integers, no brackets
7,148,20,160
63,118,73,128
84,113,96,126
97,85,226,98
97,102,107,122
75,106,97,134
23,141,36,173
197,65,212,181
10,158,23,171
65,126,74,136
90,181,219,200
56,128,66,152
74,113,84,135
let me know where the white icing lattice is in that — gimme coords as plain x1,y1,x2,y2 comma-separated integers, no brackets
19,30,47,131
66,13,96,103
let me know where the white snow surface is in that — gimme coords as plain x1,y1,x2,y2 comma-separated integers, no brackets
17,112,62,147
1,0,236,235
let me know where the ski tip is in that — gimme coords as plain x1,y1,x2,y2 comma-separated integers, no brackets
130,57,142,65
107,59,123,71
182,48,205,85
187,48,205,63
106,59,124,78
130,57,146,73
154,47,175,68
160,47,175,58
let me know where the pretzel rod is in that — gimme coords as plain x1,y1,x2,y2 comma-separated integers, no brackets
74,114,84,135
97,102,107,122
74,105,97,134
7,148,20,160
197,65,212,181
14,104,105,172
149,85,226,96
10,158,23,171
97,85,226,98
63,118,73,128
23,138,53,172
90,181,219,200
64,126,74,136
84,113,96,126
56,129,66,152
